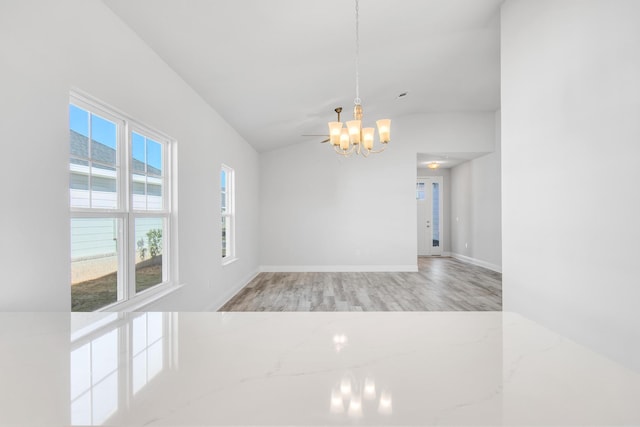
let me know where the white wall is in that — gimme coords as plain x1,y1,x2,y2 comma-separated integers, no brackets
502,0,640,371
259,113,495,271
450,111,502,271
0,0,259,311
417,167,452,254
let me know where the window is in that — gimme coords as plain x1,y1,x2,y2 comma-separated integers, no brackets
416,182,426,200
70,93,173,311
221,165,235,263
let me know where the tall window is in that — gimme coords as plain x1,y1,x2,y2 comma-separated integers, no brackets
70,93,173,311
221,165,235,262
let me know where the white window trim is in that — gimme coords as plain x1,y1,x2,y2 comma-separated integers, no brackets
221,164,236,265
70,90,178,311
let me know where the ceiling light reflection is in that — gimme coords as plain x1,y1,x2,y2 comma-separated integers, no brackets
347,395,363,419
378,391,393,415
340,377,352,396
363,377,376,400
330,388,344,414
333,333,348,352
329,372,392,419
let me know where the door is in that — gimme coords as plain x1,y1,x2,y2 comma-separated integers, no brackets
417,176,443,256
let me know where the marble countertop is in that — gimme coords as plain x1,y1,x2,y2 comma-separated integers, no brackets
0,311,638,426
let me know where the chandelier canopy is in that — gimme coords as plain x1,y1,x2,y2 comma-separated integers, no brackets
328,0,391,157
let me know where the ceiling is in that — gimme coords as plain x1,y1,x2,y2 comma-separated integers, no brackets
417,152,488,169
103,0,502,152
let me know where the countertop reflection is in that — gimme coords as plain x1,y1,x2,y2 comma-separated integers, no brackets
0,311,639,426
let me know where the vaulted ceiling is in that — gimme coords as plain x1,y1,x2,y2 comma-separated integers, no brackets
103,0,502,152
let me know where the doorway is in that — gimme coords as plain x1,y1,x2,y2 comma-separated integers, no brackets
417,176,443,256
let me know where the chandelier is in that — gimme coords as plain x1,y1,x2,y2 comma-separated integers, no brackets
328,0,391,157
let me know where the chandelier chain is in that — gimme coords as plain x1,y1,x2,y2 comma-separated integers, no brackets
354,0,361,105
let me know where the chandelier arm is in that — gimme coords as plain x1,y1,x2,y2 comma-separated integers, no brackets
367,144,387,154
334,144,355,156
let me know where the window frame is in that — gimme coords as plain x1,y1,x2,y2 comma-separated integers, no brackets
70,92,176,311
221,164,236,264
127,124,172,299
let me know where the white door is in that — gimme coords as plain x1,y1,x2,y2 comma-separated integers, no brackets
417,177,443,256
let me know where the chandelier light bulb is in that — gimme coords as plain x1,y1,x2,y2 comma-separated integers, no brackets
328,122,343,146
339,128,350,150
346,120,362,144
362,128,375,150
376,119,391,144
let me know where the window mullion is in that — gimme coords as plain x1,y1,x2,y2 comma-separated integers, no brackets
88,114,93,209
127,213,136,300
117,217,126,302
122,121,136,299
162,216,169,288
115,110,127,303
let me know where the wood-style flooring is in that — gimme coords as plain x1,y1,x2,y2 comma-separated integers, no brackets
219,257,502,312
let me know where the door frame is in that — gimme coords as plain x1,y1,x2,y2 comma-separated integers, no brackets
417,175,444,256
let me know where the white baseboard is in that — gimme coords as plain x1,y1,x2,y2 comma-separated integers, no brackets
450,253,502,273
418,252,452,257
205,270,259,311
259,265,419,273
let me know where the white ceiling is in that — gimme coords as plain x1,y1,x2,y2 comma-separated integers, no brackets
417,152,488,169
103,0,502,152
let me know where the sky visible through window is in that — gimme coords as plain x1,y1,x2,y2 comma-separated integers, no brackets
132,132,162,173
69,105,89,137
69,104,161,171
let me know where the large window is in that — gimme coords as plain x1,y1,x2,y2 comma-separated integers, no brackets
70,93,173,311
221,165,235,263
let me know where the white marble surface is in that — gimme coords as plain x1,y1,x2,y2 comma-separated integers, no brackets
0,311,638,426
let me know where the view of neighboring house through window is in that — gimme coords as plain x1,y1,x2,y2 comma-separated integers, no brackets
69,94,172,311
221,165,235,262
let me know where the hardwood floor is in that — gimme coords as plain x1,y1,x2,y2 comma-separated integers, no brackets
219,257,502,312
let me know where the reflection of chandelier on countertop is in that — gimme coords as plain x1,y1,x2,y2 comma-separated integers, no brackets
328,0,391,157
329,334,393,418
330,371,393,418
